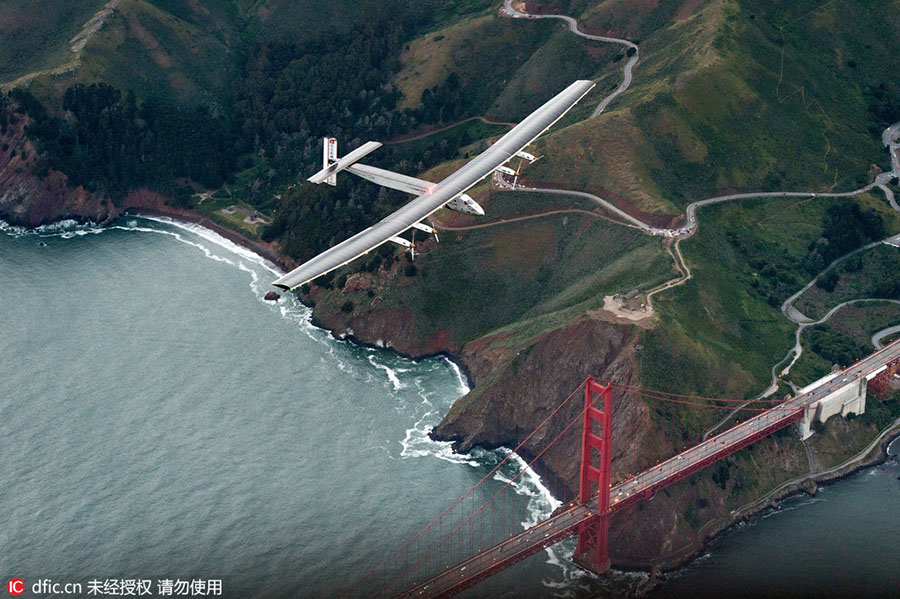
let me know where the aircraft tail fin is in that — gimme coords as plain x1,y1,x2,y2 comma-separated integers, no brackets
308,138,382,185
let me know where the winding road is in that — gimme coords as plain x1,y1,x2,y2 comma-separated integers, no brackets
501,0,638,118
873,324,900,349
498,3,900,239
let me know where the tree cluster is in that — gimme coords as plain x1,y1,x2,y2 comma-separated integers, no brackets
804,204,884,273
809,326,867,366
867,82,900,127
12,84,236,199
231,3,437,182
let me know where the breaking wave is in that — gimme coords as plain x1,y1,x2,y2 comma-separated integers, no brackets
368,355,405,390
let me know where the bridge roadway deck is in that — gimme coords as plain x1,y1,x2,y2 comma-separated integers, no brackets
396,339,900,599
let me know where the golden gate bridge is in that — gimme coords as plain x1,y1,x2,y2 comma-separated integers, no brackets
345,339,900,598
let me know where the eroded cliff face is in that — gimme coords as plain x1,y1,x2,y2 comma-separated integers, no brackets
434,319,657,494
0,109,184,228
304,277,659,497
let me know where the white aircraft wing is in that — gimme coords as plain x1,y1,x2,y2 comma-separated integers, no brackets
346,163,434,195
272,79,595,291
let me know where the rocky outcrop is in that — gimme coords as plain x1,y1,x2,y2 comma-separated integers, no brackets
305,275,462,358
0,110,173,227
434,318,654,496
0,107,295,273
304,278,895,569
264,291,281,302
0,113,110,227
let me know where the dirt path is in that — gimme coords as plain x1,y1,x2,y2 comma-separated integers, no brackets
2,0,121,90
645,239,691,306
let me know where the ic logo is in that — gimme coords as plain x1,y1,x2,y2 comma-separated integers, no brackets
7,579,24,596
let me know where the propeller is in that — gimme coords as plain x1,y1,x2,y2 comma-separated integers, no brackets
430,219,440,243
513,158,523,188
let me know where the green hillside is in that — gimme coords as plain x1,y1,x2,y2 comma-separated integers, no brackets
322,190,674,345
531,0,900,216
7,0,898,406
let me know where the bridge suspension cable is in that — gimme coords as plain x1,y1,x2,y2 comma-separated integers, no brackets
604,380,778,404
358,379,797,597
344,378,590,596
375,399,591,597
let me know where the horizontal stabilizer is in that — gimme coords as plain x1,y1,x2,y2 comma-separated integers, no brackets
347,163,434,195
308,141,382,184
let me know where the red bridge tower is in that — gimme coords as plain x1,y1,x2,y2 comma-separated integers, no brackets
575,378,613,574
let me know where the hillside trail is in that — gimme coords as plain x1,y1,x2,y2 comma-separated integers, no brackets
498,2,900,239
1,0,122,90
704,290,900,440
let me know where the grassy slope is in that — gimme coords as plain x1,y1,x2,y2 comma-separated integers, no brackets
243,0,496,43
19,0,507,107
533,0,899,215
514,1,900,399
315,0,899,422
791,300,900,386
327,187,673,346
795,243,900,318
394,12,621,120
17,0,239,106
317,7,670,353
640,192,900,437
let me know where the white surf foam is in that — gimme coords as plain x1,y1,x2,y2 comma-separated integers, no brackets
888,435,900,457
442,357,471,394
0,219,29,236
368,355,405,391
138,215,282,276
489,450,562,528
400,410,480,466
1,218,100,237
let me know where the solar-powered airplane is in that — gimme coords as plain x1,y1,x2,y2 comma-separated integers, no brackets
271,80,595,291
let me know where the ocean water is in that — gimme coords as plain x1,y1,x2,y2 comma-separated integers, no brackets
653,456,900,599
0,217,570,598
2,217,898,599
